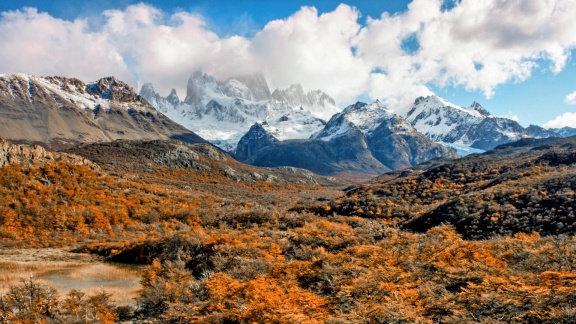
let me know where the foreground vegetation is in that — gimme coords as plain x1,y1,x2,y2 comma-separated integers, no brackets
309,137,576,239
1,138,576,323
2,222,575,323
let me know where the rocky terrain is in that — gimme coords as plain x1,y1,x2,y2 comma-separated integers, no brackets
66,139,336,186
0,138,96,169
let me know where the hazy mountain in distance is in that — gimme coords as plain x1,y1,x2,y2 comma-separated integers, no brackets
140,71,339,152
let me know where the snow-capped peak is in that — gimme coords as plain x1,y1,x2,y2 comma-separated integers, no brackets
271,83,339,120
405,94,532,151
313,100,395,141
341,100,392,133
0,73,147,112
140,82,156,98
412,95,486,119
166,88,180,106
469,101,491,117
140,71,337,152
404,95,487,143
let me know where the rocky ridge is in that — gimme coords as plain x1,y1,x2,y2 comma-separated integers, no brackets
67,139,333,185
306,135,576,239
404,95,576,152
0,138,96,169
0,73,205,150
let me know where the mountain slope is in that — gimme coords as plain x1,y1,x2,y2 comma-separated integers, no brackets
236,101,457,177
140,71,337,151
525,125,559,138
306,135,576,239
405,96,531,151
316,100,458,168
237,125,390,178
549,126,576,137
0,74,205,150
66,139,335,186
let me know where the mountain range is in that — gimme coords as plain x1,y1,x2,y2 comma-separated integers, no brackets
235,101,457,177
2,71,575,178
403,95,575,153
139,70,576,177
0,73,204,150
140,71,339,152
141,72,576,159
140,73,460,177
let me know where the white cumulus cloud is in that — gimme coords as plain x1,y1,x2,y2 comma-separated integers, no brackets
1,1,576,113
251,4,370,103
0,8,130,84
565,91,576,105
543,112,576,128
359,0,576,112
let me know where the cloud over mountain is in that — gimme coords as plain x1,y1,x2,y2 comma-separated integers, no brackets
1,0,575,113
543,112,576,129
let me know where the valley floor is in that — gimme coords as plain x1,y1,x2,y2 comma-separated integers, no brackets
1,137,576,323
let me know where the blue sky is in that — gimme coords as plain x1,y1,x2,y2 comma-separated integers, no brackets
0,1,409,34
0,0,575,127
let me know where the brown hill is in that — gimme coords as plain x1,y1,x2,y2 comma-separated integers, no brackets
306,136,576,239
65,139,339,186
0,74,205,150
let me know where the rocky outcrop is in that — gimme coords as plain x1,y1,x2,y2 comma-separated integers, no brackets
235,123,279,161
85,76,143,103
0,138,97,169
